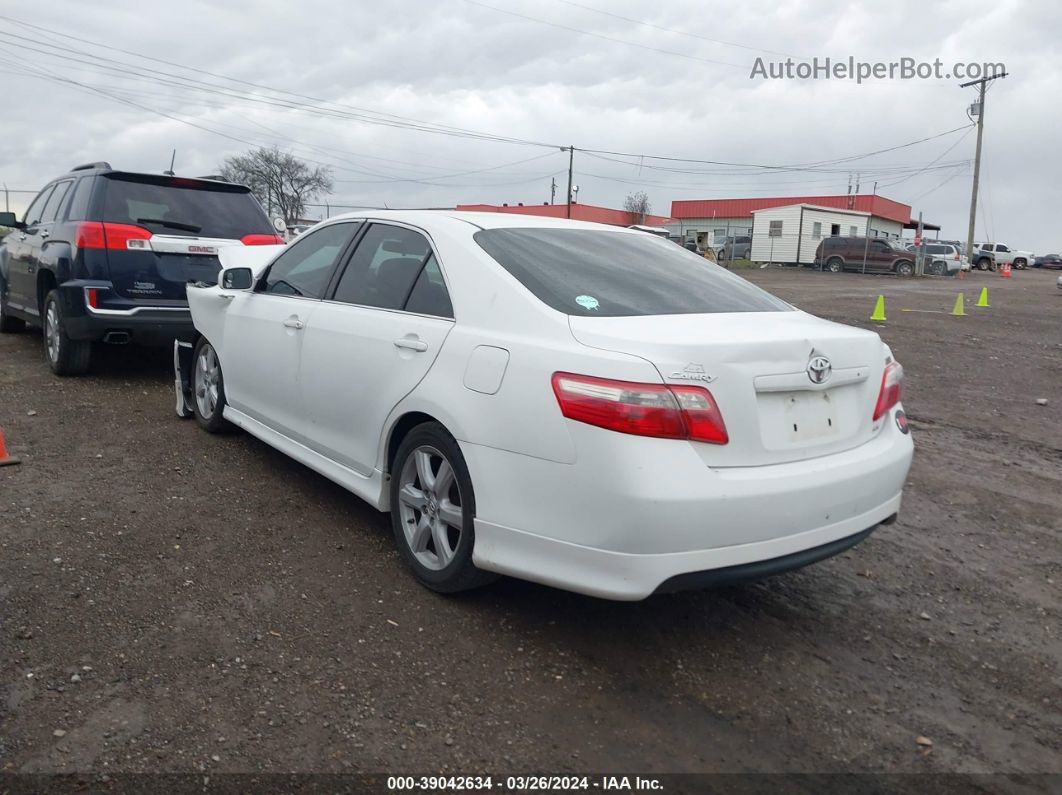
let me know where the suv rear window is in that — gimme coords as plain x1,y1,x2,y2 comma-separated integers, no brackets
474,228,790,317
100,174,272,239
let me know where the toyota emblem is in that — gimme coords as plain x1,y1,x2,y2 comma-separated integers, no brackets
807,355,832,384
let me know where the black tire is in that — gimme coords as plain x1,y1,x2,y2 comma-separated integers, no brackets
826,257,844,273
0,291,25,333
389,422,496,594
895,260,914,277
42,290,91,375
930,260,947,276
191,337,233,433
976,257,992,271
1013,258,1026,270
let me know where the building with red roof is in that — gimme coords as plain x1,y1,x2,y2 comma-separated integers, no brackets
455,202,676,228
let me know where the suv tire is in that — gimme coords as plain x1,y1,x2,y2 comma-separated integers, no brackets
976,257,992,271
0,292,26,333
826,257,844,273
43,290,91,375
895,260,914,277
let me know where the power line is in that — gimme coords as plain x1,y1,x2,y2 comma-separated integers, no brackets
551,0,798,58
462,0,744,68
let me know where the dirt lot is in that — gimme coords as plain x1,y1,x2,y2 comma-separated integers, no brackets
1,267,1059,787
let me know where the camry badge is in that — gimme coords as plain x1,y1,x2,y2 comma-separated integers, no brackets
807,355,832,385
669,363,716,383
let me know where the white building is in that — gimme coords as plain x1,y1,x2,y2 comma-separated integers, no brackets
749,204,905,264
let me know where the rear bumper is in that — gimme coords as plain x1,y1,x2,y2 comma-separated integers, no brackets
58,281,194,343
465,406,913,600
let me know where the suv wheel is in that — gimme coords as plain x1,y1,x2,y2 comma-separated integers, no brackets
0,291,26,333
930,260,947,276
895,260,914,277
976,257,992,271
1013,258,1026,269
390,423,496,593
191,337,232,433
43,290,91,375
826,257,844,273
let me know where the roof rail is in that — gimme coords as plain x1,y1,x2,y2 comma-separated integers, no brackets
70,161,112,172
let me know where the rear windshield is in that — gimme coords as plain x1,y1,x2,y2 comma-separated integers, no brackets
474,228,791,317
100,175,272,239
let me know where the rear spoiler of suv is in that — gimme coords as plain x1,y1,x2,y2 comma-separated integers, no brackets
102,171,251,192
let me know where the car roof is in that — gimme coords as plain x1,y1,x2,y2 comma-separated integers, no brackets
319,209,643,235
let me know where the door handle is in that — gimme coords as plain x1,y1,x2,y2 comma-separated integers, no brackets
283,317,305,330
394,336,428,352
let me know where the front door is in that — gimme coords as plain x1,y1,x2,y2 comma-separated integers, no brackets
6,184,56,316
220,222,358,441
299,223,455,474
866,239,895,272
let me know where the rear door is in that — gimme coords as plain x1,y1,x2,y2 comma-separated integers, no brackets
298,223,455,474
220,222,359,441
96,173,276,303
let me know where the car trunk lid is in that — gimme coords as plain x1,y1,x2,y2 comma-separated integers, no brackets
568,311,889,467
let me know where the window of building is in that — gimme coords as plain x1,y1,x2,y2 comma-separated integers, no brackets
812,222,822,239
849,225,859,236
768,220,783,237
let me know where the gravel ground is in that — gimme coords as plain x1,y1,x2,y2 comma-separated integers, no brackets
1,267,1058,787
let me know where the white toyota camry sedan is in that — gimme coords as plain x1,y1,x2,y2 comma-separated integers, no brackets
175,211,913,600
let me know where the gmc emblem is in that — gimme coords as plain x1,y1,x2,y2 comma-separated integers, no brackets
188,245,217,254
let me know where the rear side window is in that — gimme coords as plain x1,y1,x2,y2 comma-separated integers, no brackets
474,229,790,317
404,255,453,318
64,178,92,222
332,224,433,311
41,181,73,223
261,223,356,298
100,175,272,239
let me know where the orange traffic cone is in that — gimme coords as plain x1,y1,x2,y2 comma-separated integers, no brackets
0,427,21,467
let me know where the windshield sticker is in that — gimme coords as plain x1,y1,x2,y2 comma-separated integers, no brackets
575,294,600,311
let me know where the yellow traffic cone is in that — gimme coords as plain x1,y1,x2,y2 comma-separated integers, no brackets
950,293,966,316
870,295,886,322
975,287,990,308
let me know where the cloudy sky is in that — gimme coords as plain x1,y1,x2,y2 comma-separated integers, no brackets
1,0,1059,250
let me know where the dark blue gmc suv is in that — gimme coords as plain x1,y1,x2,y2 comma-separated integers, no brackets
0,162,283,375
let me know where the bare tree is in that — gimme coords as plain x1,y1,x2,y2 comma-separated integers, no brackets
219,147,333,225
623,191,652,224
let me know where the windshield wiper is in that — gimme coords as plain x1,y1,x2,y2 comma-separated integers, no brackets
136,217,202,233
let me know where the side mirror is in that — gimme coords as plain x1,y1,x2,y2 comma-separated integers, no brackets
220,266,254,290
0,211,24,230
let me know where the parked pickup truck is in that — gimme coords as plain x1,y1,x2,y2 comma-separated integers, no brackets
972,242,1035,271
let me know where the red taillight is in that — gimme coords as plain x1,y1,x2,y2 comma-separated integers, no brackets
85,288,99,309
873,361,904,421
241,234,285,245
551,372,728,445
75,222,152,250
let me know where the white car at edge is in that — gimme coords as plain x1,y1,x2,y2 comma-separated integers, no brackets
175,211,913,601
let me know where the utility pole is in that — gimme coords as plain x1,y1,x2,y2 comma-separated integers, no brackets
961,71,1007,264
566,146,574,219
550,177,557,205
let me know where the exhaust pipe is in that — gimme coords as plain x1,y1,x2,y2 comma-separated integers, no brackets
103,331,131,344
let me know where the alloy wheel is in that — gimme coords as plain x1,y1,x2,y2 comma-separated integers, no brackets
194,343,220,419
45,302,60,362
397,445,464,571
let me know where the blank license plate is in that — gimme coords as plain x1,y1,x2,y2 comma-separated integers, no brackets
782,390,839,442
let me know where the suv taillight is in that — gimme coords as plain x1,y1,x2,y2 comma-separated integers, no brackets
873,361,904,421
551,372,728,445
241,234,285,245
75,222,152,250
